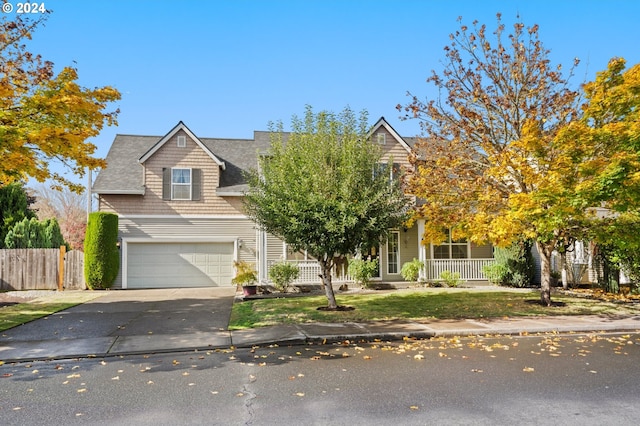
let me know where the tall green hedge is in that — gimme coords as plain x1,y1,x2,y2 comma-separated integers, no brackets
84,212,119,290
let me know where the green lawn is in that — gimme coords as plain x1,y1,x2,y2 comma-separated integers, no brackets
0,293,103,332
229,289,640,330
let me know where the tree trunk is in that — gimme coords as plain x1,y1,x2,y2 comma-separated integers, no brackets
536,241,553,306
319,258,338,309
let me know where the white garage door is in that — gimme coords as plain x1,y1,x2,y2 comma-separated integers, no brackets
127,242,234,288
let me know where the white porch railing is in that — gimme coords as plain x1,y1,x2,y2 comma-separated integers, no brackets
423,259,495,281
266,260,350,285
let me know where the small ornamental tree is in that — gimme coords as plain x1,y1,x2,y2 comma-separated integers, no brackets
84,212,119,290
244,106,410,309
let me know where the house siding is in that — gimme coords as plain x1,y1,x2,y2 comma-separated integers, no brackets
99,130,244,216
373,127,412,169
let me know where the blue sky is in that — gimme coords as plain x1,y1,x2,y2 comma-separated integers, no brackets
14,0,640,186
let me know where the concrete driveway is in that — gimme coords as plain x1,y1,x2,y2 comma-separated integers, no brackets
0,287,237,361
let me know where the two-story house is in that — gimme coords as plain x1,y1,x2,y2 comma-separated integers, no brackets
92,118,494,289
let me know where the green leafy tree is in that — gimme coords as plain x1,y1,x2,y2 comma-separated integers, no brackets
244,106,410,309
398,14,590,306
0,14,120,191
0,182,36,247
558,59,640,291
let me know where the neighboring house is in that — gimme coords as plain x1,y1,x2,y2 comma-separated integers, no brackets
92,118,494,289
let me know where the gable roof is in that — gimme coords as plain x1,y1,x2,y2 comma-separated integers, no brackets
138,121,226,170
368,117,414,151
93,118,416,196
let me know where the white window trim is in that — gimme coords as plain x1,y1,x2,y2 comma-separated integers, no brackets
171,167,192,200
387,231,400,275
177,135,186,147
429,229,471,259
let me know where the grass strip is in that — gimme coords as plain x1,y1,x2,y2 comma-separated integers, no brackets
0,293,103,332
229,290,638,330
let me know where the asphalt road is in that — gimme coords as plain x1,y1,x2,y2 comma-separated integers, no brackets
1,331,639,425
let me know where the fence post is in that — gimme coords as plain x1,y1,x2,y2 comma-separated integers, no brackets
58,245,66,291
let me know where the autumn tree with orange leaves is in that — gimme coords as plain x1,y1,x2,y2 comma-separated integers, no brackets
0,14,120,192
398,14,592,306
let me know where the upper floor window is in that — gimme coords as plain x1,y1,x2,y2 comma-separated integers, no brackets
373,162,401,184
177,135,186,147
377,133,386,145
433,229,468,259
162,168,201,201
172,168,191,200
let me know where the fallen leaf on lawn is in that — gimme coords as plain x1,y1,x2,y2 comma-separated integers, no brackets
188,383,195,386
414,354,425,360
172,360,181,365
13,407,21,411
211,391,219,395
342,352,350,358
32,369,39,374
295,392,305,397
100,361,106,366
62,380,69,385
259,362,267,367
589,370,598,374
236,392,244,397
147,381,154,385
182,372,190,376
523,367,535,372
410,405,419,411
111,376,119,380
289,376,296,380
438,352,447,358
77,388,87,393
471,369,483,373
310,356,321,361
67,373,81,379
363,355,372,360
3,373,14,377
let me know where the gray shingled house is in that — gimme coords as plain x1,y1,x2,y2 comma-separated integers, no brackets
92,119,494,289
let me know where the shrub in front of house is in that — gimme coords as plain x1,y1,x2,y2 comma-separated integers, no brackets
348,258,379,288
268,261,299,292
84,212,119,290
401,258,424,283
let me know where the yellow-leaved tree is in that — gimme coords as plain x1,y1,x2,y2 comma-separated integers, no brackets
398,14,597,306
0,14,120,192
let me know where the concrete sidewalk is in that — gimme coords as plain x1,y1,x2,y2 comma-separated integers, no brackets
1,288,640,363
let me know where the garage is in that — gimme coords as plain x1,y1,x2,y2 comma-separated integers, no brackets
126,242,234,288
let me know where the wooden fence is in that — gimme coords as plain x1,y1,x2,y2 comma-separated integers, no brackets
0,249,85,291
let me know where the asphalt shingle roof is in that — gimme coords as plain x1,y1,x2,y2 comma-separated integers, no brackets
92,122,414,195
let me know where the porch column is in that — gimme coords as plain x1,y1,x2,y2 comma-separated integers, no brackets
417,219,426,280
257,229,268,283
